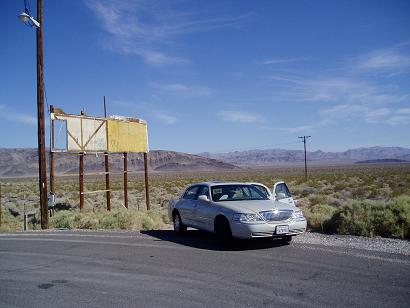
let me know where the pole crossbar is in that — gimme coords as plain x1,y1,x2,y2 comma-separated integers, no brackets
61,172,109,177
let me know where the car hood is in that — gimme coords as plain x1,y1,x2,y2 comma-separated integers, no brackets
215,199,296,214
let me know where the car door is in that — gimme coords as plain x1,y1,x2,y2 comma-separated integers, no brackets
193,185,215,232
272,181,295,206
178,185,200,226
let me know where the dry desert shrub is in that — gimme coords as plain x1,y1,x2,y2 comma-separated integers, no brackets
327,196,410,239
302,204,336,232
50,207,169,231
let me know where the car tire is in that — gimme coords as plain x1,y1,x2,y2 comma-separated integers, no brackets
215,217,232,242
173,212,187,234
281,235,292,243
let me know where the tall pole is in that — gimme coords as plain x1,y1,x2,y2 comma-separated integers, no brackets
123,153,128,209
79,153,84,210
37,0,48,229
49,105,55,195
144,152,150,210
104,96,107,117
0,183,2,227
298,136,311,180
105,153,111,211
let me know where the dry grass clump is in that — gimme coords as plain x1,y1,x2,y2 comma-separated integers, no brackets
0,208,22,232
50,208,169,230
303,204,336,232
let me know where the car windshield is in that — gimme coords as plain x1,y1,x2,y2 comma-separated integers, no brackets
211,185,269,202
252,184,270,198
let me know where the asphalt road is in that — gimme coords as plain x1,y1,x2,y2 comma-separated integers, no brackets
0,230,409,308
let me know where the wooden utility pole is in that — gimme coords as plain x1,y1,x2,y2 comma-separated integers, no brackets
36,0,48,229
144,152,150,210
123,153,128,209
298,136,311,180
105,153,111,211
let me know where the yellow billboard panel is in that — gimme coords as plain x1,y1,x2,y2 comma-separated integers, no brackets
107,120,148,153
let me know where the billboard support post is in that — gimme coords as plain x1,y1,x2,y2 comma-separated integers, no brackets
79,153,84,210
105,153,111,211
144,152,150,211
123,152,128,209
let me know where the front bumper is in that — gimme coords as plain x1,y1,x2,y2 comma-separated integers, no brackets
230,218,307,239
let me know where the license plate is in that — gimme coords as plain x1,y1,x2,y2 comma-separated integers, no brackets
276,225,289,234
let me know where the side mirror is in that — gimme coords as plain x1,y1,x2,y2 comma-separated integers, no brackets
198,195,210,202
276,192,286,200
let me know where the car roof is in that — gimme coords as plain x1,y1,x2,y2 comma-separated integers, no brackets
187,181,254,187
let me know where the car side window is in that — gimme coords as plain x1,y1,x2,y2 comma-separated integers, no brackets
183,186,200,200
275,183,291,198
197,186,209,199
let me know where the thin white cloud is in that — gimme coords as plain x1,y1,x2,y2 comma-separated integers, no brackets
356,46,410,72
153,83,213,97
284,124,316,133
218,111,263,124
258,57,307,65
156,113,178,125
365,108,391,123
139,50,187,66
262,44,410,132
111,99,178,124
85,0,252,66
0,105,37,126
387,115,410,125
397,108,410,115
276,119,330,134
320,104,410,126
270,75,409,106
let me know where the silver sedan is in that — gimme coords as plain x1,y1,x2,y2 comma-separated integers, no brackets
168,182,307,241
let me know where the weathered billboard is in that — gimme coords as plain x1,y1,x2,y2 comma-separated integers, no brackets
51,109,148,153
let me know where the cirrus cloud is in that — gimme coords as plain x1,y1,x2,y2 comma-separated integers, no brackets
218,110,263,123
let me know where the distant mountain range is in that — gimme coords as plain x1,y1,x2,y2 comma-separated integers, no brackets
0,146,409,177
199,146,410,166
0,148,238,178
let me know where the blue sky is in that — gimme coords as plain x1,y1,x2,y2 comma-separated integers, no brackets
1,0,410,153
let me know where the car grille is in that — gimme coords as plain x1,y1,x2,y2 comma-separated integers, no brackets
259,210,293,222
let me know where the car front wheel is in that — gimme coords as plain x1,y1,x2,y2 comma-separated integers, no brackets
173,212,187,234
281,235,292,243
215,216,232,242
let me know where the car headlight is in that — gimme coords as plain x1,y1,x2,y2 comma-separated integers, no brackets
292,210,304,219
233,213,264,223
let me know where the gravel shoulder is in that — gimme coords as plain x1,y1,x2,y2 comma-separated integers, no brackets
293,232,410,256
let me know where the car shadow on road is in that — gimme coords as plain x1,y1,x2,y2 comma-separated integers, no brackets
141,229,290,251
